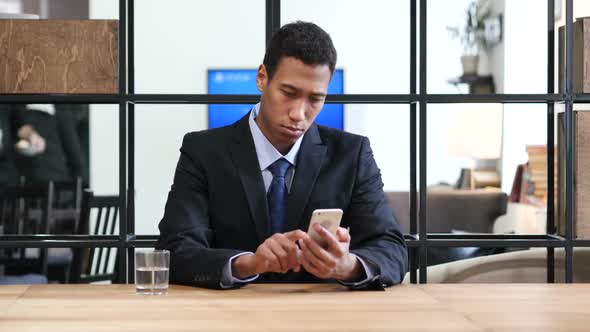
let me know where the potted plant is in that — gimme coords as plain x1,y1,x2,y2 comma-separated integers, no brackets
447,0,491,75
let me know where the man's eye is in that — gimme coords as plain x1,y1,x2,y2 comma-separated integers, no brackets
282,90,296,97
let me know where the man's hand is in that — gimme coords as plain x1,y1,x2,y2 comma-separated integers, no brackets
299,224,364,282
232,230,307,279
16,125,46,155
28,132,46,153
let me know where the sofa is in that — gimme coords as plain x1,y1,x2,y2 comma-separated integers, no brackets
385,190,509,266
403,247,590,283
384,190,590,283
385,190,508,234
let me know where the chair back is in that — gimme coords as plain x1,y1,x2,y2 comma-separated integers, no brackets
20,176,84,234
50,177,83,233
0,182,54,275
71,189,119,283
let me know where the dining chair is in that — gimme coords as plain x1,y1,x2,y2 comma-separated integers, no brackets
70,189,119,283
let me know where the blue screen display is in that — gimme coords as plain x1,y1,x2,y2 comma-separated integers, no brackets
208,69,343,129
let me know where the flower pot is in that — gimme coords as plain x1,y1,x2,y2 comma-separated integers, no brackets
461,55,479,75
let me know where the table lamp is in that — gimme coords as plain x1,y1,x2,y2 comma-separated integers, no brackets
447,103,503,189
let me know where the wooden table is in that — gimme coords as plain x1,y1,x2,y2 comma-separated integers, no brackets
1,283,589,331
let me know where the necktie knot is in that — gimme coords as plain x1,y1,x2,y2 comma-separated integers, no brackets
267,158,291,178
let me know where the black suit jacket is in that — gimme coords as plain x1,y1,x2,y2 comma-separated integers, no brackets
156,113,408,289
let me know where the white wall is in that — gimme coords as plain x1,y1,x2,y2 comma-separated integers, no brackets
89,0,476,235
89,1,119,198
426,0,477,186
500,0,548,192
282,0,411,191
487,0,505,94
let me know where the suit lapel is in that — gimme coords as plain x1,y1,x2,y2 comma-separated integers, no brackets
228,113,270,243
284,123,326,232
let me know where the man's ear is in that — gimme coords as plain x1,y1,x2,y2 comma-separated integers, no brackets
256,64,268,92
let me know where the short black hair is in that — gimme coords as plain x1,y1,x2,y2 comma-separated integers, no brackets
263,21,337,80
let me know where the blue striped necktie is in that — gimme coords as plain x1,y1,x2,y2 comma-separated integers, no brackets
267,158,291,234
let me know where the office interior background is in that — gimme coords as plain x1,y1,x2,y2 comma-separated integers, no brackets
2,0,590,284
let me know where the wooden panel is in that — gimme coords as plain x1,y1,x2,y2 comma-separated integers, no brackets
581,19,590,93
559,25,564,93
0,284,590,331
559,18,590,93
558,111,590,238
558,112,572,237
576,112,590,238
0,20,118,94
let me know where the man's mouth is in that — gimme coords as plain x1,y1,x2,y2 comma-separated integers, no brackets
281,125,304,137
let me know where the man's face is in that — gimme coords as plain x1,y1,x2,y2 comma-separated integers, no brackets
255,56,332,154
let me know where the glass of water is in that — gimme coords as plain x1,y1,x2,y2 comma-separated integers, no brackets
135,250,170,295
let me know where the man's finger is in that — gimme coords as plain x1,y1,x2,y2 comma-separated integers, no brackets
302,237,337,270
301,253,325,278
257,246,280,273
336,227,351,242
285,229,307,242
275,236,301,271
267,240,289,272
314,224,343,255
301,241,330,274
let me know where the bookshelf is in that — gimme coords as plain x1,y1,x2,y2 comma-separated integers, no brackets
0,0,584,285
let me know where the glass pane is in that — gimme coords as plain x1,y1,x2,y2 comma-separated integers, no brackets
406,247,550,283
425,103,555,236
135,105,205,235
428,0,548,94
135,104,409,235
0,104,118,237
134,0,265,94
0,0,116,19
89,0,118,20
89,105,120,197
1,245,118,284
346,105,411,234
7,0,93,19
282,0,410,94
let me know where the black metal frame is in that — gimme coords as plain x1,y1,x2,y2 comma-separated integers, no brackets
0,0,579,284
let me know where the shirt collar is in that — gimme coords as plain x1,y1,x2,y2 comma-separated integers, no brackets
248,102,303,171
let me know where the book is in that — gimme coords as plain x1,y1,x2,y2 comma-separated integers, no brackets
525,145,557,203
509,164,525,203
557,111,590,239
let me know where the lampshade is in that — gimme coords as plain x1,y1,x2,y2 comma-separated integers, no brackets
447,103,503,160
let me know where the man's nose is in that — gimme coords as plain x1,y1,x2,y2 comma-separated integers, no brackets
289,99,306,122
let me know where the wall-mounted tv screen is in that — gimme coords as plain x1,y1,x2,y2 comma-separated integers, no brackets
208,69,343,129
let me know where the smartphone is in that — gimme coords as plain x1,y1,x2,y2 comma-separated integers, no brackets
307,209,343,247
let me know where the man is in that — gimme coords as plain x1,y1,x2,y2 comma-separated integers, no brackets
156,21,408,290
